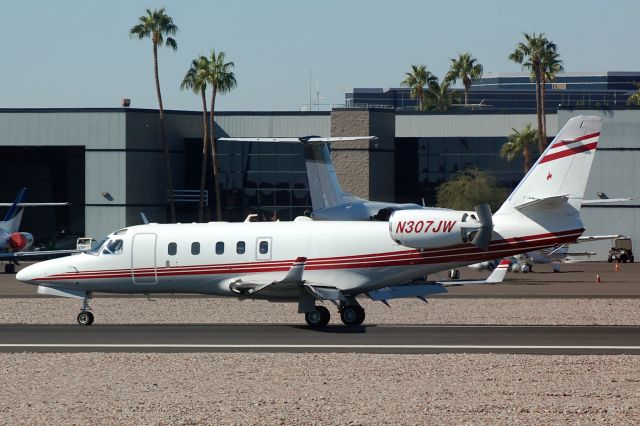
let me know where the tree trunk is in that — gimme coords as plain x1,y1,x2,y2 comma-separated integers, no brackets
464,77,470,105
417,87,423,111
535,69,544,152
541,72,547,147
198,87,209,222
523,146,531,172
153,42,176,223
209,87,223,221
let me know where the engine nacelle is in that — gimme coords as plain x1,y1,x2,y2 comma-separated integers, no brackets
8,232,34,252
389,209,482,249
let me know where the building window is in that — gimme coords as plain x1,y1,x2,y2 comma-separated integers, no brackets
168,242,177,256
216,242,225,255
236,241,245,254
191,242,200,255
259,240,269,254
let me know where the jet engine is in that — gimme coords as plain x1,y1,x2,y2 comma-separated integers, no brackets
389,205,493,250
7,232,34,252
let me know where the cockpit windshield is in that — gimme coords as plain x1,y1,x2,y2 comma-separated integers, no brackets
86,237,108,256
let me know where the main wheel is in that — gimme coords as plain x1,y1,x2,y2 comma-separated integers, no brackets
305,306,330,328
77,311,94,326
4,264,15,274
340,306,365,326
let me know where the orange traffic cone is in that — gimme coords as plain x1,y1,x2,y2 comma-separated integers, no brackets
615,262,620,272
596,273,601,283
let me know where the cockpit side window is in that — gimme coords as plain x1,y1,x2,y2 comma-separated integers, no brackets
102,239,124,255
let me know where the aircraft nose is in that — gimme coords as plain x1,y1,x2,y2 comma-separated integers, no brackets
16,264,38,283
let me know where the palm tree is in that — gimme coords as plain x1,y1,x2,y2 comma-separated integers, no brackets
206,50,237,221
539,43,563,143
500,123,538,172
445,52,483,105
130,8,178,222
401,65,436,111
181,56,210,222
424,78,459,112
509,32,547,152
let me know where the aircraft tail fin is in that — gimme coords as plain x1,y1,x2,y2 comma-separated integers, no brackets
0,188,28,233
304,143,363,210
496,115,602,217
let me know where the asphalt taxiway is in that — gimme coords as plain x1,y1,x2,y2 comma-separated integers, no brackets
2,324,639,354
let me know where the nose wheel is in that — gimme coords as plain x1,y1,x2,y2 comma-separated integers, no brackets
77,295,94,326
77,311,94,326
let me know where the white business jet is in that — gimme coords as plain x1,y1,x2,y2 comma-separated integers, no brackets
17,116,601,327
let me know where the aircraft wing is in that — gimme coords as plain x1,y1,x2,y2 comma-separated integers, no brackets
0,203,69,207
0,249,80,260
367,259,510,303
577,234,625,242
582,197,637,205
228,257,345,301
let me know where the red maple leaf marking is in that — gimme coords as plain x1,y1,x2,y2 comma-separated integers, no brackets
546,172,553,181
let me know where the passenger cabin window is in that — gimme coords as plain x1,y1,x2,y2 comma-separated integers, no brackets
259,240,269,254
103,239,123,255
168,242,177,256
216,242,224,255
236,241,246,254
191,242,200,255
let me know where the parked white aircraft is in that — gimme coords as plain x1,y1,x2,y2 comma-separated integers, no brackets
219,135,422,221
17,116,601,327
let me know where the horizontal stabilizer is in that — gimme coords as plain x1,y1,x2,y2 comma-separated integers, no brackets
218,136,376,145
514,195,569,213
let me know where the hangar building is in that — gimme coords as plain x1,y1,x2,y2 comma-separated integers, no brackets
0,107,636,259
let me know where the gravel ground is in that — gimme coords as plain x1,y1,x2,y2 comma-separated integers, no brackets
1,297,639,325
1,353,639,425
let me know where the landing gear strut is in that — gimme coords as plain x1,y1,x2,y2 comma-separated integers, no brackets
77,296,94,326
304,306,330,328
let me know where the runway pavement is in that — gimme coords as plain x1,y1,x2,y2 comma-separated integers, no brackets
2,324,640,354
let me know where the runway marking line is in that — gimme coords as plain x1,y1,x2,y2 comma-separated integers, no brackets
2,344,640,350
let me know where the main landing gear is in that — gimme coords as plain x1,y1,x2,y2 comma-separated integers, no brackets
77,295,94,326
303,301,366,328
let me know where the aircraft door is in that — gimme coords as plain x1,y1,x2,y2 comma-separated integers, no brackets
256,237,272,261
131,233,158,284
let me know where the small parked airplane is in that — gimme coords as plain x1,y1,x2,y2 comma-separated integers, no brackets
0,188,75,273
17,115,601,327
219,135,422,221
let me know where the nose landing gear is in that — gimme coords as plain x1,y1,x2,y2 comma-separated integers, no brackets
77,296,94,326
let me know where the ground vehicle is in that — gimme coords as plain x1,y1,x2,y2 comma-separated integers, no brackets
608,237,634,263
76,238,96,251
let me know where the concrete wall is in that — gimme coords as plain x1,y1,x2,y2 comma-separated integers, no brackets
396,112,558,137
330,109,396,201
559,109,640,259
